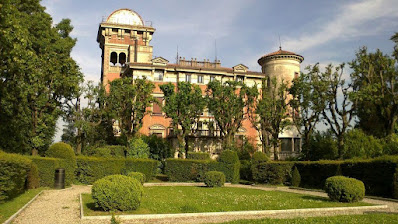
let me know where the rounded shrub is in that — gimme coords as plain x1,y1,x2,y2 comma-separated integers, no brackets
126,172,146,184
204,171,226,187
252,151,269,164
291,166,301,187
92,175,143,211
325,176,365,203
45,142,76,186
127,138,150,159
218,150,239,164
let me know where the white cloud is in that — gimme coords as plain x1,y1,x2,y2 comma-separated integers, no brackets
284,0,398,52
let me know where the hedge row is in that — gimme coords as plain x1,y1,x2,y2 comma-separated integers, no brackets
0,152,39,202
252,156,398,198
187,152,211,160
164,158,240,183
75,156,157,184
30,157,68,187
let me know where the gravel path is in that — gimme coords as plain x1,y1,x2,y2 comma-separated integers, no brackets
10,184,398,224
12,185,91,224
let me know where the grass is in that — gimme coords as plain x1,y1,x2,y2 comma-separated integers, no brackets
0,187,45,223
82,186,371,216
222,213,398,224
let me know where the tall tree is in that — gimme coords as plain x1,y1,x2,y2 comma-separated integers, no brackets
350,38,398,137
320,64,355,159
248,77,290,160
206,80,251,149
289,64,326,159
160,82,206,154
0,1,83,155
106,77,155,143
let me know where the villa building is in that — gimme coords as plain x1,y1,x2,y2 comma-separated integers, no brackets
97,8,304,159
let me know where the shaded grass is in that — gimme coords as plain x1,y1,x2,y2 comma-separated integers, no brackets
222,213,398,224
83,186,371,216
0,188,45,223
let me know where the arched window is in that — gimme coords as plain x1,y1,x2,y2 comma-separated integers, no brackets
119,52,126,65
110,52,117,65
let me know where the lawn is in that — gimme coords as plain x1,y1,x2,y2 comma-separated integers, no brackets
222,213,398,224
0,187,45,223
82,186,371,216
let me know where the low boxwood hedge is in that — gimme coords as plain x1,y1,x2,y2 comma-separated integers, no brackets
204,171,225,187
325,176,365,202
76,156,157,184
187,152,211,160
252,162,294,185
0,153,37,202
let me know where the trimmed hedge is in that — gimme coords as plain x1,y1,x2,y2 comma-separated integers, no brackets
325,176,365,202
204,171,226,187
164,158,240,183
75,156,157,184
0,153,36,202
92,175,143,211
45,142,76,187
85,145,127,158
239,160,252,181
187,152,211,160
30,157,63,187
291,166,301,187
252,162,293,185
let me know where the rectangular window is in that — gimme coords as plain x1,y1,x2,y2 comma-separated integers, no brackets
210,76,215,82
154,70,164,81
281,138,293,152
152,97,163,115
236,76,244,83
197,75,204,83
186,74,191,83
294,138,301,152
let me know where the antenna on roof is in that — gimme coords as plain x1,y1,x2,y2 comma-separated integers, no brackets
176,45,179,64
278,34,282,50
215,39,218,62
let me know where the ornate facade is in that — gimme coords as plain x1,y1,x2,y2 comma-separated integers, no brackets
97,9,304,159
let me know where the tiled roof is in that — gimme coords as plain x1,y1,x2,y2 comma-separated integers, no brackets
258,48,304,64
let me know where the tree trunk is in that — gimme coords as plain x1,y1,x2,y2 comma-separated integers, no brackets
76,127,82,155
184,134,189,156
337,135,344,159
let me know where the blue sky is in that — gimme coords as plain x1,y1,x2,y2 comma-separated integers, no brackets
42,0,398,140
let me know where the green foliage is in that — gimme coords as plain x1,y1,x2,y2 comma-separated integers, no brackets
27,163,40,189
127,138,150,159
0,153,32,202
0,1,83,155
252,162,294,185
239,160,252,181
160,82,206,154
30,157,62,187
343,129,383,159
237,148,252,161
325,176,365,202
252,151,270,164
306,131,338,160
383,134,398,155
85,145,126,158
293,161,342,189
107,77,155,140
291,166,301,187
45,142,76,186
126,172,146,184
110,213,121,224
218,150,239,164
142,135,172,161
75,156,157,184
204,171,226,187
187,152,211,160
92,175,143,211
164,159,240,183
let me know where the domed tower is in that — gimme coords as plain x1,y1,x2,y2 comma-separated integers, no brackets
257,48,304,159
97,9,155,86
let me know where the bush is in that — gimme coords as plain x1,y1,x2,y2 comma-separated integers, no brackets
86,145,126,158
305,131,338,160
291,166,301,187
92,175,143,211
91,147,112,158
218,150,239,164
343,129,383,159
27,163,40,189
187,152,210,160
204,171,226,187
45,142,76,186
127,138,150,159
142,135,172,160
126,172,145,184
0,153,32,202
252,151,269,164
383,134,398,155
252,162,294,185
31,157,62,187
294,161,342,189
239,160,252,181
325,176,365,202
164,158,240,183
76,156,157,184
